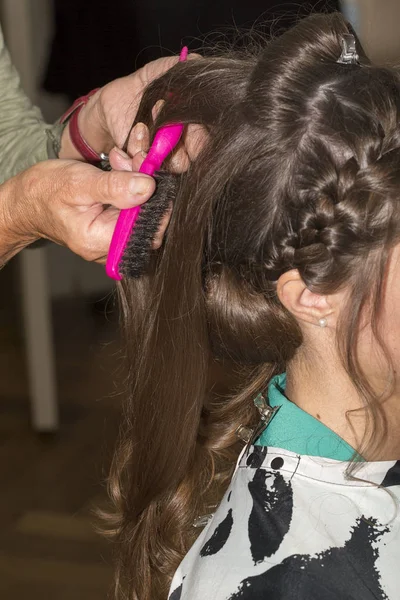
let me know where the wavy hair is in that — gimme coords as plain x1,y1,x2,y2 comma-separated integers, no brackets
106,12,400,600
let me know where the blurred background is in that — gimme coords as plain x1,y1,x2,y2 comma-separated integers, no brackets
0,1,400,598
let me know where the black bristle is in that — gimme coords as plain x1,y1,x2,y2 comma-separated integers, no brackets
120,172,178,278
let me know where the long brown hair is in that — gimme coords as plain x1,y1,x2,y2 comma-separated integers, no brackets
107,12,400,599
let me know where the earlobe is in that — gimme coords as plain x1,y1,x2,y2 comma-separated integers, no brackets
277,269,334,327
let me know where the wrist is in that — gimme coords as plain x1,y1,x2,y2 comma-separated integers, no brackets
59,88,111,161
0,170,39,264
78,89,112,153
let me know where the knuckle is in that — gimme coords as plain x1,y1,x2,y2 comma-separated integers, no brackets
54,162,86,201
99,171,126,201
58,160,80,181
72,236,97,262
71,224,106,263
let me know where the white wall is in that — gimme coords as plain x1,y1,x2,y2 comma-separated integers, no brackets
342,0,400,63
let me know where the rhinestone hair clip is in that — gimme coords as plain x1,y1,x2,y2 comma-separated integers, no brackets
337,34,359,65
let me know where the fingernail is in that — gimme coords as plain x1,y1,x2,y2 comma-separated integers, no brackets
129,175,153,196
114,147,130,159
134,122,146,141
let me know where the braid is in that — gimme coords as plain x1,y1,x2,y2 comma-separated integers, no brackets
262,141,400,289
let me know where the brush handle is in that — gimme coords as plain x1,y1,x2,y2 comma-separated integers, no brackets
105,124,184,280
139,124,184,175
106,48,188,280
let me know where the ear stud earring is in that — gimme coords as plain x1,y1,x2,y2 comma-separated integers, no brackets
318,318,328,328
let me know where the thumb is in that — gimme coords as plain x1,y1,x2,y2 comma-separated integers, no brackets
88,168,155,209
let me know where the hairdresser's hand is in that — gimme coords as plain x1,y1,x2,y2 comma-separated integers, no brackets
59,54,199,161
0,159,155,264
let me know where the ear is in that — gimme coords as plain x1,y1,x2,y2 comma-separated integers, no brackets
276,270,336,328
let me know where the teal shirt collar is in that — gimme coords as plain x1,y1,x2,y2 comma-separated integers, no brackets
255,373,357,461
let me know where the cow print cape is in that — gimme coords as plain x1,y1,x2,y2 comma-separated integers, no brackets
169,445,400,599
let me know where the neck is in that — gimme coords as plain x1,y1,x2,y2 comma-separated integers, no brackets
285,346,400,461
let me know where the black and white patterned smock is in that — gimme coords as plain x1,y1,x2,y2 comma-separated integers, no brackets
168,376,400,599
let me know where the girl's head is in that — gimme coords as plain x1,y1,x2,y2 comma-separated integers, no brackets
109,12,400,599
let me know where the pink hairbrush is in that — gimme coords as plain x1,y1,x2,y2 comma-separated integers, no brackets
106,46,188,280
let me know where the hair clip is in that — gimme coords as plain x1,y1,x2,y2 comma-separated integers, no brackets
235,424,253,443
337,34,359,65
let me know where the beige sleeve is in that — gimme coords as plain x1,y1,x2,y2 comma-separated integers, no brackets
0,24,61,184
